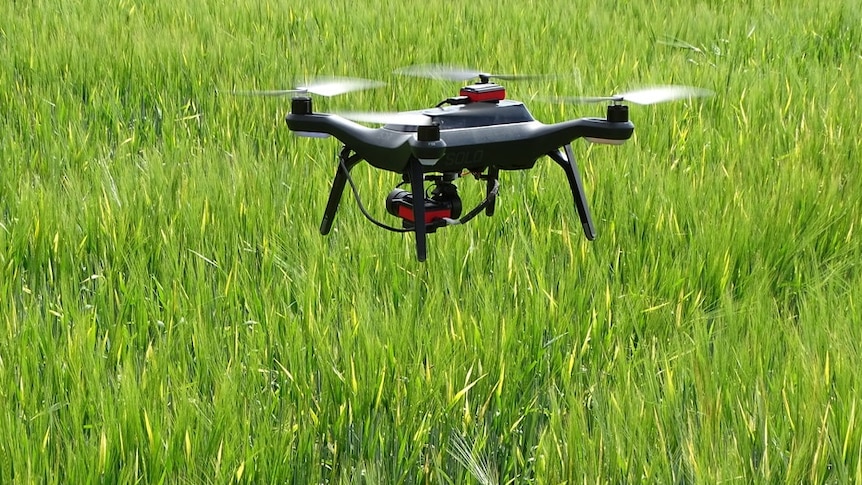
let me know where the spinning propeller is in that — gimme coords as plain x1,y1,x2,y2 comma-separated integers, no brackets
337,110,436,126
551,85,713,105
394,64,543,83
336,64,545,126
233,76,385,97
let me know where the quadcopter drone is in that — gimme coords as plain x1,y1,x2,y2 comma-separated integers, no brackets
242,65,711,261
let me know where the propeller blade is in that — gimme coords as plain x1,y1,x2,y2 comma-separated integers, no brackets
337,110,435,126
549,95,617,104
232,76,385,97
301,77,386,96
394,64,479,82
394,64,542,82
232,89,304,97
616,85,713,105
550,85,712,105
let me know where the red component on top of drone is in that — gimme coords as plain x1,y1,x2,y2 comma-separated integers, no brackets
459,83,506,102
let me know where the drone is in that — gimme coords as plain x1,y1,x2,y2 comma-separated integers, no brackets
242,65,711,261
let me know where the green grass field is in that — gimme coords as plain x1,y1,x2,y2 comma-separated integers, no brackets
2,0,861,482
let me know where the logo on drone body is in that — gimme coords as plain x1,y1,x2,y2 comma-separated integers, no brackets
444,149,484,166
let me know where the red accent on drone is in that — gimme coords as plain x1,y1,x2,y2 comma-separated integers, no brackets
459,83,506,102
396,205,453,223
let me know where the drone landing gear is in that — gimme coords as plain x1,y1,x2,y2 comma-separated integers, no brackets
320,147,363,236
548,143,596,240
485,167,499,216
409,159,429,261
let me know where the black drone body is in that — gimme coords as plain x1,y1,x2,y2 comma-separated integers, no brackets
279,70,707,261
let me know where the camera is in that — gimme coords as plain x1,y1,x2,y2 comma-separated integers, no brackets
386,179,462,232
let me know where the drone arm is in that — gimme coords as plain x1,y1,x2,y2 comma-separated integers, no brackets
286,113,414,172
286,112,377,142
531,117,634,150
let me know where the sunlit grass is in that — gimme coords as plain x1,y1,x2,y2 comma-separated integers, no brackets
1,0,861,482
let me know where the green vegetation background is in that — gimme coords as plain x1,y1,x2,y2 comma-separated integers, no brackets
1,0,860,482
